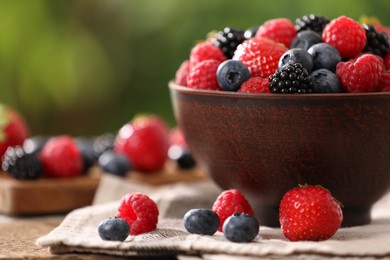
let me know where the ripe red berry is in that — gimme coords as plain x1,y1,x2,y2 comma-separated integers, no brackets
117,192,159,235
0,105,29,160
40,135,83,178
378,70,390,92
279,185,343,242
212,189,254,232
322,16,367,59
255,18,297,48
238,77,271,93
336,54,384,92
114,114,170,172
189,41,226,67
384,52,390,70
186,59,221,90
233,37,287,78
175,60,190,86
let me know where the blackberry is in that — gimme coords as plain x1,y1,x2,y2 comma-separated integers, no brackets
295,15,330,34
2,146,42,180
93,132,115,157
214,27,245,59
363,24,390,57
269,63,313,94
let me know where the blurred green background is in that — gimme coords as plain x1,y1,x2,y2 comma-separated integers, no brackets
1,0,389,136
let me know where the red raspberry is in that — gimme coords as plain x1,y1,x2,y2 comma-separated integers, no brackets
175,60,190,86
378,70,390,92
186,59,221,90
0,105,29,160
117,192,159,235
212,189,254,232
40,135,83,178
238,77,271,93
279,185,343,241
114,114,170,172
189,41,226,67
255,18,297,48
384,52,390,70
322,16,367,59
233,37,287,78
336,54,384,92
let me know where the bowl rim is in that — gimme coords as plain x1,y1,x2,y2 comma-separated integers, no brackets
169,81,390,100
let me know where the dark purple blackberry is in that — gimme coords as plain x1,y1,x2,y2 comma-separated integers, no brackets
363,24,390,57
93,132,115,157
269,63,313,94
295,15,330,34
214,27,245,59
2,146,42,180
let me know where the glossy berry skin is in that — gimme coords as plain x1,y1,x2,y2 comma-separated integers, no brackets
269,63,313,94
214,27,246,59
40,135,83,178
336,54,384,93
98,150,131,177
212,189,254,232
187,59,221,90
222,213,259,243
295,15,330,34
278,48,313,73
217,60,251,91
308,43,341,72
0,105,29,160
98,217,130,242
189,41,226,67
183,209,220,236
238,77,271,93
117,192,159,235
244,26,259,39
310,69,343,93
279,185,343,242
23,136,50,154
168,145,196,169
233,37,287,78
322,16,367,59
114,115,170,172
291,30,322,50
256,18,297,48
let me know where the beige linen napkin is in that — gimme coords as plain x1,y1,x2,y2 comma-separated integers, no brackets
37,176,390,258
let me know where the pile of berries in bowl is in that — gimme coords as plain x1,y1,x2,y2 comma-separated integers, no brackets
169,14,390,227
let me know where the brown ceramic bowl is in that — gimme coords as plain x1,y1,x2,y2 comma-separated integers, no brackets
169,81,390,227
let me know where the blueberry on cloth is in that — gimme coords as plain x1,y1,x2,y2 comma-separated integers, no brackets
98,217,130,241
183,209,220,235
222,213,259,243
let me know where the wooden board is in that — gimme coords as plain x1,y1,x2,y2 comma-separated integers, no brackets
0,171,101,216
0,161,206,216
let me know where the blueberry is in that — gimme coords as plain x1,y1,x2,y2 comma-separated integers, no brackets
183,209,220,235
291,30,322,50
222,213,259,243
308,43,341,72
244,26,259,39
168,145,196,169
75,137,97,172
278,48,313,73
217,60,251,91
98,150,131,177
309,69,343,93
98,217,130,241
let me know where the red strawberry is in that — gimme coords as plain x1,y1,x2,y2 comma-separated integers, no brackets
336,54,384,92
255,18,297,48
114,114,170,172
40,135,83,178
0,105,29,160
175,60,190,86
117,192,159,235
322,16,367,59
189,41,226,67
238,77,271,93
279,185,343,241
233,37,287,78
212,189,255,232
186,59,221,90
